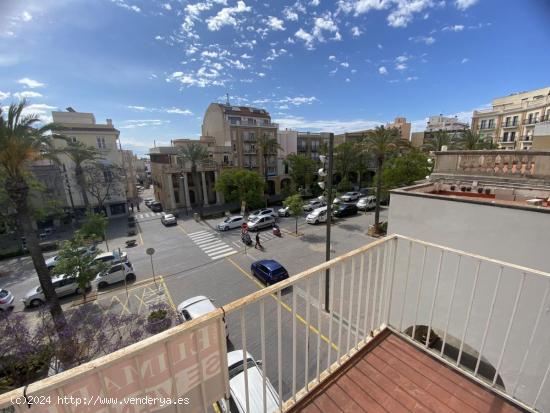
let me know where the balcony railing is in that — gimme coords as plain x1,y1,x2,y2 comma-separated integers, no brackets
1,235,548,412
523,118,540,125
502,121,519,128
479,124,496,130
230,120,279,128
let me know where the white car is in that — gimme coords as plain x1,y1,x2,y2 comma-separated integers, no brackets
22,276,86,307
94,262,135,289
341,191,361,202
161,213,177,226
0,289,14,311
94,251,128,266
217,215,245,231
357,196,376,211
306,206,329,224
278,206,291,217
247,216,275,231
217,351,279,413
177,296,216,321
302,199,325,212
45,245,97,271
248,208,276,220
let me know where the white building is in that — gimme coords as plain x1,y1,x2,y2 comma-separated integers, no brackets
52,109,127,217
426,114,470,133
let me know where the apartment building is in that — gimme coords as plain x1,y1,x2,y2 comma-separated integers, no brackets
52,109,127,217
472,86,550,150
532,120,550,150
426,114,470,133
334,129,369,145
386,116,411,141
149,138,226,213
202,103,283,195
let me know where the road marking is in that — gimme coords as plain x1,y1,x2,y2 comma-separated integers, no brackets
188,230,236,260
209,250,237,260
160,276,177,311
177,224,188,235
190,233,215,241
188,230,209,236
226,257,338,351
202,243,231,254
194,237,219,246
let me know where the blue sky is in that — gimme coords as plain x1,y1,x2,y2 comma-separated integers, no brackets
1,0,549,156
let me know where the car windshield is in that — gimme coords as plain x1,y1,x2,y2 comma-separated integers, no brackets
250,217,260,222
223,217,232,223
228,359,256,380
250,210,260,215
0,290,8,298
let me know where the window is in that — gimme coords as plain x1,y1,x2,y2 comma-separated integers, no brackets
96,136,106,149
480,120,487,129
181,310,191,321
512,115,518,126
488,119,495,128
103,170,113,182
228,116,240,124
110,264,123,273
510,131,516,141
503,132,509,142
504,117,511,126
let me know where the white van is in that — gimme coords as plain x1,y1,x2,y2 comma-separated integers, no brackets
217,351,279,413
357,196,376,211
306,206,328,224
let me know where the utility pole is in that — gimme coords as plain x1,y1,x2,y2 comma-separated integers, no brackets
321,133,334,312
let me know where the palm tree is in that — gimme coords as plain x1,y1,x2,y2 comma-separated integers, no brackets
62,140,103,209
257,134,282,192
178,142,210,212
363,126,407,233
422,130,452,152
456,130,497,150
0,100,66,328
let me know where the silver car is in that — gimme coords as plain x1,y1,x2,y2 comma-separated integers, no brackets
248,208,276,220
247,215,275,231
0,289,14,311
161,213,177,226
217,215,245,231
22,276,85,307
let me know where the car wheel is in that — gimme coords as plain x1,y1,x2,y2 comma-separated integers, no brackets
98,281,108,289
315,219,319,224
30,298,43,308
76,287,83,295
126,273,136,282
285,212,289,217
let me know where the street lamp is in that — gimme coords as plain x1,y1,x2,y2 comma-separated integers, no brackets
319,133,334,312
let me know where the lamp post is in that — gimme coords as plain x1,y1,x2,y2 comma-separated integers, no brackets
319,133,334,312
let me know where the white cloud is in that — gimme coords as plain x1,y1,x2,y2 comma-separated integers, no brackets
165,107,193,115
241,53,252,59
340,62,349,68
409,35,435,44
328,55,336,61
257,72,266,77
120,120,170,129
351,26,363,37
377,43,383,49
395,63,407,70
163,3,172,10
387,0,436,28
274,114,382,133
455,0,478,10
405,76,418,81
266,16,286,31
0,91,10,100
127,105,194,115
396,55,408,63
295,28,315,49
264,48,287,62
345,78,351,82
296,14,341,49
280,96,317,105
13,91,43,99
21,11,32,22
283,7,299,21
461,57,469,64
310,0,321,5
206,1,251,31
378,66,388,75
17,77,45,88
155,35,164,40
442,24,465,31
110,0,141,13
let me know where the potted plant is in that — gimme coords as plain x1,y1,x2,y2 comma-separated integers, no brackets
146,303,172,334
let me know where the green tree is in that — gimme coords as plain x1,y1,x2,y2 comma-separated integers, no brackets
422,130,453,152
285,154,316,193
379,150,430,192
0,100,66,327
62,140,103,209
257,133,282,184
334,142,358,184
178,142,210,213
283,194,304,234
52,234,107,302
363,126,408,232
214,169,265,211
78,211,107,244
456,130,497,150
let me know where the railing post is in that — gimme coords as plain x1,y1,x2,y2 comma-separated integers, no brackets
425,250,444,348
385,237,399,327
457,260,481,367
260,299,267,413
412,246,428,340
441,254,461,357
354,253,366,349
398,241,413,332
241,308,250,413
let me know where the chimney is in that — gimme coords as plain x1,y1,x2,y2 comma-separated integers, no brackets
106,118,113,126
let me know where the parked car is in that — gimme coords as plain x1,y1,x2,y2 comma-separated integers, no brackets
144,198,154,206
332,196,342,205
94,250,129,266
248,208,276,220
93,262,135,289
251,259,289,285
23,276,87,307
278,206,291,217
0,289,14,311
357,196,376,211
247,216,275,231
306,206,329,224
217,351,279,413
45,244,97,271
333,203,358,217
302,199,325,212
161,213,177,226
341,191,361,202
177,295,229,339
217,215,245,231
150,201,163,212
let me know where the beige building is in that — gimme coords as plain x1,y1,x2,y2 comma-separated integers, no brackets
52,109,127,217
334,129,369,145
385,117,411,141
121,150,138,204
531,120,550,150
426,115,469,133
202,103,283,195
472,86,550,150
149,138,228,213
410,131,425,148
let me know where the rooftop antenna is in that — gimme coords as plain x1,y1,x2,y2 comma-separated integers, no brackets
225,93,230,106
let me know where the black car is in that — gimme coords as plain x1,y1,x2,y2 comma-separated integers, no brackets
333,203,358,217
150,202,163,212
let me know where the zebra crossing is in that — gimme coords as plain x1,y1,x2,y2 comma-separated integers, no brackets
134,212,162,221
188,230,237,260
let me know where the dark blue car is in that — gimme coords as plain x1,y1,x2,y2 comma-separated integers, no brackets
251,260,289,285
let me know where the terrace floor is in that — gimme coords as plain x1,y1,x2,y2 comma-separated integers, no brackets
289,329,524,413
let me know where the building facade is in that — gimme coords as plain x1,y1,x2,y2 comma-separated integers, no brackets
385,117,411,141
472,86,550,150
426,115,469,133
532,120,550,150
52,109,127,217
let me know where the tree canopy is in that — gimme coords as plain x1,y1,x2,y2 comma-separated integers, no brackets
379,150,430,192
284,153,316,192
214,168,265,210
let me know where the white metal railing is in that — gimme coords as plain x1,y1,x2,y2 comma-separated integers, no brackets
1,235,549,412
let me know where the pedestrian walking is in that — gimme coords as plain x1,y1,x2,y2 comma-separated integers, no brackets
254,232,262,249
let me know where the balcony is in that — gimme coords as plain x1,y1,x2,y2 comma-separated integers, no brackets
479,124,495,130
502,122,519,128
0,235,548,412
230,120,279,128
